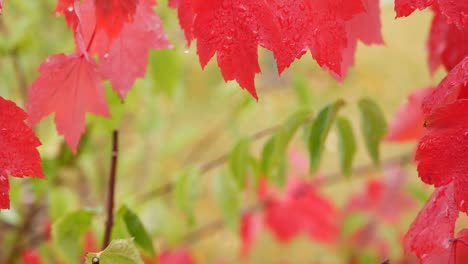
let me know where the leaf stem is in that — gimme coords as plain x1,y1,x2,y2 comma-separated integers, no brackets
102,130,119,250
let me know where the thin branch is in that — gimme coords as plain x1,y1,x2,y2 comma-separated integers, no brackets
180,152,413,245
102,130,119,250
137,119,305,203
3,203,42,264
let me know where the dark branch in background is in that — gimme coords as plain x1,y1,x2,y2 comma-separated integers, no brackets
102,130,119,249
138,118,309,203
180,152,413,246
3,203,42,264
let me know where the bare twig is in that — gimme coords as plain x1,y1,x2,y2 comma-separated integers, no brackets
102,130,119,249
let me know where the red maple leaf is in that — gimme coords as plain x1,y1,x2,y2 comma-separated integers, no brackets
0,97,44,209
81,0,171,99
422,57,467,115
385,87,434,142
428,6,468,74
158,249,197,264
416,99,468,213
176,0,382,99
54,0,80,29
337,0,384,79
395,0,468,29
404,184,461,263
27,53,110,152
94,0,138,41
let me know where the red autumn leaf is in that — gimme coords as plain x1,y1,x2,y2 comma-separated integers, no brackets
451,229,468,264
404,184,459,264
428,7,468,74
0,97,44,209
81,0,171,99
345,166,414,223
416,99,468,213
262,177,339,243
54,0,79,29
27,53,110,152
395,0,468,29
385,87,434,142
422,56,467,115
176,0,382,99
94,0,138,41
21,248,43,264
331,0,384,79
239,212,261,258
158,249,197,264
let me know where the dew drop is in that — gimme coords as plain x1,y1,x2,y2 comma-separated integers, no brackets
67,6,74,12
183,49,189,54
103,53,109,59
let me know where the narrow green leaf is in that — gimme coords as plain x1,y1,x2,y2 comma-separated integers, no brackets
260,136,277,177
293,77,312,107
261,110,312,185
358,98,388,165
118,206,155,256
308,100,345,172
213,172,240,231
86,238,144,264
335,116,357,176
228,138,250,188
52,209,95,264
173,167,199,224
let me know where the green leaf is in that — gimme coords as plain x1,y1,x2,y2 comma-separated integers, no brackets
118,206,155,256
52,209,95,264
86,238,144,264
228,138,250,188
293,77,312,107
335,116,357,176
261,110,311,185
213,172,240,231
173,167,199,224
308,100,345,173
358,98,388,165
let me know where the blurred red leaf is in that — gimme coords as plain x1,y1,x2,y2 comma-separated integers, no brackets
21,249,43,264
158,249,197,264
0,97,44,209
27,53,110,152
346,166,414,223
386,87,434,142
80,0,172,99
263,177,339,243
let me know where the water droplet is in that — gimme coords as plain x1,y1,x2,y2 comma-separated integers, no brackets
460,200,465,208
183,49,189,54
103,53,109,59
67,6,74,12
313,28,319,36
